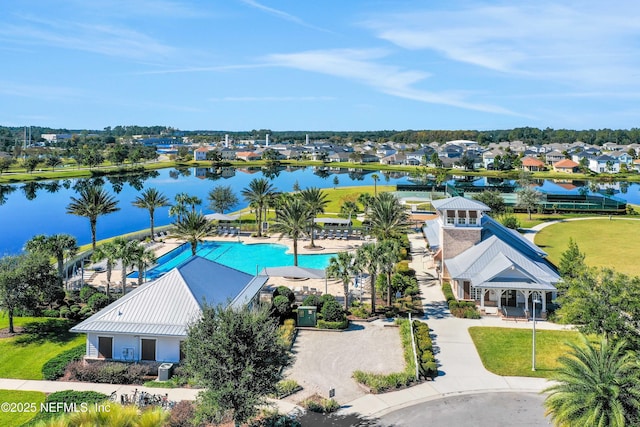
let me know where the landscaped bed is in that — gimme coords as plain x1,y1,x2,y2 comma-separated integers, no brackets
469,326,581,378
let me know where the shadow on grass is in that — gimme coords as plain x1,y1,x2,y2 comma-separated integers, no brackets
298,411,386,426
13,319,77,345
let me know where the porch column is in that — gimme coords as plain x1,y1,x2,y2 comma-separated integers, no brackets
480,289,486,309
497,290,504,309
541,291,547,312
522,290,531,312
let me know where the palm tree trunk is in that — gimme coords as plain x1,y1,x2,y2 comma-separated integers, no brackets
91,219,97,250
257,206,262,237
344,280,349,311
293,238,298,266
138,263,144,287
371,272,377,314
191,240,197,255
121,267,127,296
150,210,155,241
56,256,64,280
387,272,392,306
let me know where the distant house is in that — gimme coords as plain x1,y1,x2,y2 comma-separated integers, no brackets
553,158,580,173
589,155,620,173
544,150,565,165
193,147,209,161
521,156,545,172
236,151,262,161
71,256,268,363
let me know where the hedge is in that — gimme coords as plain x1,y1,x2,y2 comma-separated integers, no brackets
42,344,86,380
442,283,481,319
412,321,438,379
317,319,349,330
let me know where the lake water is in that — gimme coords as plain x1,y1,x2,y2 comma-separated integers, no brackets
1,167,639,255
0,166,411,254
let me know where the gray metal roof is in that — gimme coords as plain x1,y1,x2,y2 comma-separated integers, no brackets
313,218,351,224
445,235,559,291
260,266,326,279
481,215,547,257
422,219,441,251
71,256,265,337
431,196,491,212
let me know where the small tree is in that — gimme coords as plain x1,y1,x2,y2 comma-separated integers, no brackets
558,238,587,280
472,190,505,214
208,185,239,214
516,186,541,220
185,304,292,426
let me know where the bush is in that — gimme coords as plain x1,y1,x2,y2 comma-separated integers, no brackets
273,286,295,303
66,361,153,384
250,411,301,427
87,293,110,311
42,343,86,380
278,318,296,348
79,285,98,303
59,306,71,319
500,214,520,229
320,293,336,308
349,303,371,319
442,282,456,303
274,379,302,398
272,295,292,317
42,309,60,318
168,400,196,427
301,294,321,308
317,319,349,329
412,321,437,379
47,390,108,405
320,299,345,322
300,394,340,414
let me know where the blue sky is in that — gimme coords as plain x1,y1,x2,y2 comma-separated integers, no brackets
2,0,640,131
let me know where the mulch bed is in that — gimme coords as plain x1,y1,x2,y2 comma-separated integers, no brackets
0,326,25,338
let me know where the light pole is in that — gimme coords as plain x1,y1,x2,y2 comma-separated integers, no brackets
532,294,541,371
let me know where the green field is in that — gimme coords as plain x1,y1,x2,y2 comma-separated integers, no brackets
0,315,85,380
534,218,640,276
0,390,46,427
469,327,581,378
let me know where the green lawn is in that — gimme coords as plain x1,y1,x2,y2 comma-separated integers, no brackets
534,218,640,276
0,316,85,380
469,327,581,378
0,390,46,427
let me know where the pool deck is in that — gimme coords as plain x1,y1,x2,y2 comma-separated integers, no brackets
85,233,371,301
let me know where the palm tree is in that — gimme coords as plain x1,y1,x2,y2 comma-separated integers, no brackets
131,243,156,287
114,238,139,295
371,173,379,196
357,193,373,214
91,240,119,298
170,192,202,221
379,240,401,306
172,211,214,255
270,197,310,266
241,178,275,237
300,187,329,248
66,186,120,250
132,187,169,241
356,243,382,313
207,185,238,214
368,192,410,241
545,336,640,427
327,251,356,311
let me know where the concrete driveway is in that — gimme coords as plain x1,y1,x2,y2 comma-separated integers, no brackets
283,320,405,405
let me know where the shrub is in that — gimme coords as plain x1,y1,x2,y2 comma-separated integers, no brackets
250,411,301,427
321,299,345,322
79,285,98,303
168,400,196,427
66,361,153,385
274,379,302,398
317,319,349,329
42,343,86,380
301,294,321,308
412,321,437,379
42,309,60,318
273,286,295,303
349,303,370,319
59,306,71,319
442,282,456,302
87,293,109,311
47,390,108,405
278,318,296,347
320,293,336,307
300,394,340,414
272,295,292,317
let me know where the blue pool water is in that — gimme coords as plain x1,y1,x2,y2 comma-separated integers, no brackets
131,241,334,279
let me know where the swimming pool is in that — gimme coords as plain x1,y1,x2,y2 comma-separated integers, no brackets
131,241,334,280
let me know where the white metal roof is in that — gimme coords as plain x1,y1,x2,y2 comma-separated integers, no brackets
431,196,491,211
71,256,267,337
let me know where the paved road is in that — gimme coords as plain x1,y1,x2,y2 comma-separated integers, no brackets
380,392,551,427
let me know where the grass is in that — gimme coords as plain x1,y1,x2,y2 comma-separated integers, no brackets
534,218,640,276
0,315,85,380
0,390,46,427
469,327,581,378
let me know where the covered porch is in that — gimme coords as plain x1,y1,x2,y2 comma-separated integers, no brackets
473,281,556,319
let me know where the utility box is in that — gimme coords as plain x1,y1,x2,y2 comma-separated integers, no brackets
297,306,317,327
158,363,173,381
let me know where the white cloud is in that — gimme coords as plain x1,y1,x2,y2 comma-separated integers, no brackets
0,15,176,60
0,80,84,101
265,49,521,116
238,0,331,32
364,2,640,87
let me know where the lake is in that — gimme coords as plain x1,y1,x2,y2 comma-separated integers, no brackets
0,166,411,254
1,167,639,255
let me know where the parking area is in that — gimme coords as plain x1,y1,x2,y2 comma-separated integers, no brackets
283,320,405,404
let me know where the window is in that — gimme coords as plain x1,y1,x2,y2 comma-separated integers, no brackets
457,217,466,225
141,339,156,361
469,217,477,225
98,336,113,359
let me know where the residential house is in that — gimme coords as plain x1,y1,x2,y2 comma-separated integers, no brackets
422,197,559,316
70,256,268,363
609,151,633,169
553,159,580,173
588,155,620,173
193,147,210,161
482,149,503,169
544,150,565,165
328,152,351,163
521,156,546,172
236,151,262,161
